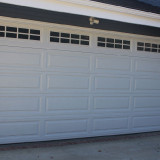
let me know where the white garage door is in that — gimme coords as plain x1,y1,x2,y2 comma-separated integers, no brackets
0,18,160,144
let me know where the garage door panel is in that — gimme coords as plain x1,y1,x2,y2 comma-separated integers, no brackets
93,117,129,132
0,45,42,54
47,75,89,90
133,96,160,110
135,58,160,74
0,121,39,138
47,51,90,73
0,96,41,112
95,55,131,72
133,116,160,128
46,96,89,111
95,76,131,91
0,46,43,70
0,51,43,69
94,96,130,110
0,74,42,90
45,119,88,135
134,78,160,91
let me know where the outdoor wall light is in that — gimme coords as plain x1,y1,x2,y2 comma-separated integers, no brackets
89,17,99,25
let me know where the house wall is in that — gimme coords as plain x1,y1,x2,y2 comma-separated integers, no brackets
0,0,160,27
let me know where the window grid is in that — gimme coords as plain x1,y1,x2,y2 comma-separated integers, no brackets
50,31,90,46
0,25,159,53
0,26,40,41
97,37,130,50
137,42,160,53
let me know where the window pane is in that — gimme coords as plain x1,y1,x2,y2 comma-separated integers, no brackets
19,28,29,33
107,38,114,43
0,26,5,31
71,39,79,44
137,47,144,51
50,37,59,42
18,34,28,39
71,34,79,39
145,48,151,52
152,48,157,52
30,35,40,40
98,37,105,42
81,40,89,45
81,35,89,40
115,39,122,44
61,38,70,43
115,44,122,49
30,29,40,35
0,32,4,37
123,40,130,45
98,42,105,47
145,43,151,47
6,27,17,32
6,33,17,38
50,32,59,37
152,44,158,48
61,33,70,38
137,42,144,46
106,43,114,48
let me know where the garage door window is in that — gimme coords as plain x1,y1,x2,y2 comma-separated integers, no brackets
97,37,130,50
0,26,40,41
50,31,90,46
137,42,160,53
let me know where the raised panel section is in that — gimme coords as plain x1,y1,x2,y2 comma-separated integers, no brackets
0,121,39,138
0,46,43,70
0,52,42,68
134,97,160,109
47,51,90,73
135,78,160,91
45,119,88,135
94,96,130,110
135,58,160,73
0,74,41,89
46,96,89,111
95,76,130,91
47,75,89,90
93,118,128,131
0,96,40,112
133,116,160,128
95,56,131,71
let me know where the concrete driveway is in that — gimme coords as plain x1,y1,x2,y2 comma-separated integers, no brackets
0,132,160,160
